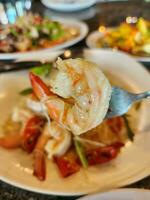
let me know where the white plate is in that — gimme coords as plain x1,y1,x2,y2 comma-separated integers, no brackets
86,31,150,62
44,6,97,21
78,189,150,200
0,18,88,60
0,49,150,196
41,0,96,12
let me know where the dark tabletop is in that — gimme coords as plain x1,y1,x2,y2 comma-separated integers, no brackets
0,0,150,199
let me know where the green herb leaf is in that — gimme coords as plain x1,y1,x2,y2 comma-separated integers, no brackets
123,115,134,141
31,63,52,77
19,88,33,95
10,28,18,37
44,21,61,31
51,29,64,40
74,139,88,168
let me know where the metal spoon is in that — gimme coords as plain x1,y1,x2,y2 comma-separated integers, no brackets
106,86,150,119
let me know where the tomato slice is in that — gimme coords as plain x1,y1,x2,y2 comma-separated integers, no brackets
54,143,124,177
86,142,124,166
54,151,80,177
22,116,45,153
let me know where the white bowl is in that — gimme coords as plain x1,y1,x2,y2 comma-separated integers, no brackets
41,0,96,12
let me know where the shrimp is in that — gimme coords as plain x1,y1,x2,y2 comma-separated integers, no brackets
0,115,45,151
33,124,50,181
45,121,71,159
33,122,71,181
30,58,111,135
0,133,22,149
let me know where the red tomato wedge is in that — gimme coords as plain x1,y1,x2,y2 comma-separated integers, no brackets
54,151,80,177
86,142,124,166
22,116,45,153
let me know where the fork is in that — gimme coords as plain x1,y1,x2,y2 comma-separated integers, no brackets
106,86,150,119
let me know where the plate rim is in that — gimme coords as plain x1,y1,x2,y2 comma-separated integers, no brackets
1,167,150,196
77,188,150,200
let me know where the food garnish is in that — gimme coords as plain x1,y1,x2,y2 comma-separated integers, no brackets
74,139,88,168
20,88,33,96
31,63,52,77
123,115,134,141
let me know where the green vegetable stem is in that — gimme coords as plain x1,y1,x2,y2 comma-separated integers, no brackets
74,139,88,168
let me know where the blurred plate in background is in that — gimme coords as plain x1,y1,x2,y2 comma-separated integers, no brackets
41,0,96,12
0,18,88,60
86,31,150,63
77,189,150,200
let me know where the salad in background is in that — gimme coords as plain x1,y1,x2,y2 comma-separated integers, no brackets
96,18,150,56
0,13,79,53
